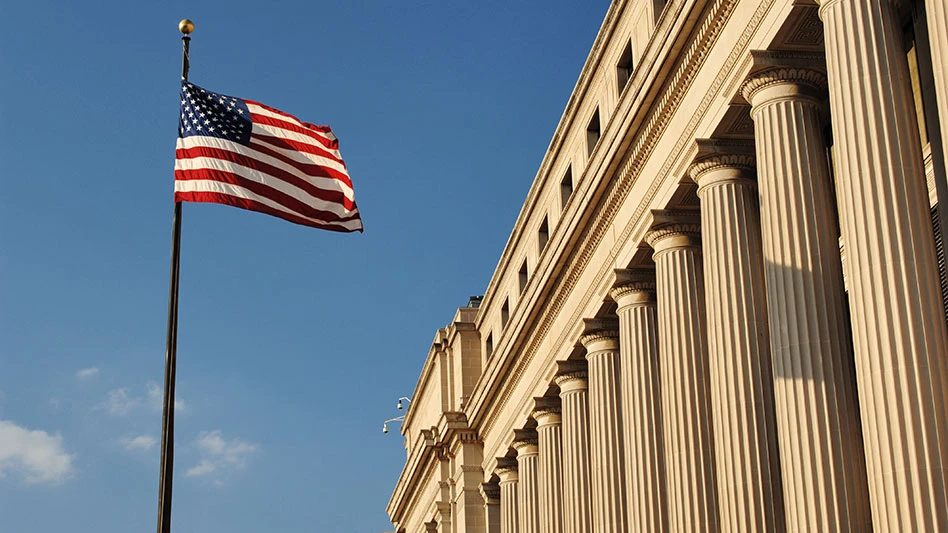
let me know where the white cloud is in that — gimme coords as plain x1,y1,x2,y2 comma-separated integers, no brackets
146,382,185,413
96,383,184,417
99,388,139,416
186,431,257,481
0,420,74,484
76,367,99,380
120,435,157,452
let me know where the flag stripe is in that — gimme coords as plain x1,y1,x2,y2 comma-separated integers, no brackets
176,137,354,203
249,113,341,156
175,157,355,218
174,182,362,232
245,101,336,141
251,133,351,181
174,169,360,225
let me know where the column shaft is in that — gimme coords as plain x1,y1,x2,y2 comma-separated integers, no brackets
535,407,563,533
556,368,593,533
612,272,668,533
582,321,629,532
820,1,948,530
926,0,948,183
692,153,784,533
514,436,540,533
743,69,872,532
647,220,718,533
498,468,520,533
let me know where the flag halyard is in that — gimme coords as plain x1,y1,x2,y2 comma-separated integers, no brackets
173,81,363,233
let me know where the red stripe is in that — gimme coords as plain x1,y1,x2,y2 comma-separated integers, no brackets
176,145,356,210
248,136,353,188
244,99,334,135
252,132,345,169
174,168,360,224
175,190,362,233
251,113,338,151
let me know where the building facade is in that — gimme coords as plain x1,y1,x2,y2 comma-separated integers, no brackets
387,0,948,531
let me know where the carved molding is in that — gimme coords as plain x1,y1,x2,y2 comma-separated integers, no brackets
741,67,828,103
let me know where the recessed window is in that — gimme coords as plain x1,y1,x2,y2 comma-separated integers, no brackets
538,216,550,254
501,298,510,328
560,166,573,209
587,108,601,156
519,261,529,294
617,40,634,94
485,332,493,358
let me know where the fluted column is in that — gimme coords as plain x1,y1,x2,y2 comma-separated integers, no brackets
534,398,563,533
689,145,784,532
555,362,593,533
482,481,502,533
742,65,872,532
497,459,520,533
926,0,948,182
645,212,718,533
611,268,667,533
514,431,540,533
818,1,948,530
581,318,629,532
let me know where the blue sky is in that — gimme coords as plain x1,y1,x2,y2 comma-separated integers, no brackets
0,1,610,531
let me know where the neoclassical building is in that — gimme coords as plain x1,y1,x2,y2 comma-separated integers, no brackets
386,0,948,531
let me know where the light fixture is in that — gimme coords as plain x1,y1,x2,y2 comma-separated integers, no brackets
397,397,412,410
383,416,405,435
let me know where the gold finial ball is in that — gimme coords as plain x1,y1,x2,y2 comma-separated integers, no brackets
179,19,194,35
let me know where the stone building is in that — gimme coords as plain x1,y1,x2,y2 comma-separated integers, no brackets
386,0,948,531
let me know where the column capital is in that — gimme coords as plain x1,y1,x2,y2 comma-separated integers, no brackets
481,481,501,504
742,67,827,109
496,457,519,482
555,361,588,393
533,396,562,426
513,429,539,455
611,267,657,308
580,318,620,354
689,139,757,194
645,210,701,255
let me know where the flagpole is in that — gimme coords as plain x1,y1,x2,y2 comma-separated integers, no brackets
157,18,192,533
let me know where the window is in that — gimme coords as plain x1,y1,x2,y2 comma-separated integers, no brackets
560,166,573,208
519,261,529,294
501,298,510,328
538,216,550,254
587,108,601,156
485,332,493,358
617,40,634,94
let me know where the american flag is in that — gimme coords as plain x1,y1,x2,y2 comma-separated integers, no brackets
174,81,363,233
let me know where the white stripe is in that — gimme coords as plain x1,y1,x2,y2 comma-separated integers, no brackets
174,157,356,219
249,125,347,173
175,180,362,231
176,136,354,200
249,121,344,161
245,103,336,142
